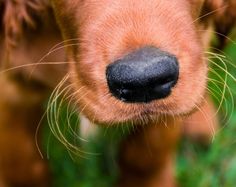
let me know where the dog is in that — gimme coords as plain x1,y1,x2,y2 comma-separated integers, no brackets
0,0,236,187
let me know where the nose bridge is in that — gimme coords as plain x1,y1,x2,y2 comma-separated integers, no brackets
113,47,177,82
100,2,167,51
106,46,179,103
122,15,162,50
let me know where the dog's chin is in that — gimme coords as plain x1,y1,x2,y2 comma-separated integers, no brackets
77,95,202,126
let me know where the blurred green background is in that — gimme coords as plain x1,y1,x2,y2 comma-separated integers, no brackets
42,39,236,187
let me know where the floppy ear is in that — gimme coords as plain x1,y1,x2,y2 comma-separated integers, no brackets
1,0,48,48
202,0,236,48
214,0,236,47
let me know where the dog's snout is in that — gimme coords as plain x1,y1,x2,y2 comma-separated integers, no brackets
106,46,179,103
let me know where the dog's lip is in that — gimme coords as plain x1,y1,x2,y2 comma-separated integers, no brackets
114,109,162,124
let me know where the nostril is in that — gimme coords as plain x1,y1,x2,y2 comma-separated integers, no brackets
106,46,179,103
161,76,175,84
118,89,133,101
152,81,175,98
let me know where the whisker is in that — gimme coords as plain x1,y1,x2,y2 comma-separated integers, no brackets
45,75,96,157
206,53,236,81
29,42,81,76
190,97,216,141
205,31,236,45
35,73,70,158
0,61,74,75
205,51,235,130
192,5,228,24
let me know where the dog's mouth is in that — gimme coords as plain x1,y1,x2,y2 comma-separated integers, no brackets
77,88,181,125
71,45,207,125
118,107,167,124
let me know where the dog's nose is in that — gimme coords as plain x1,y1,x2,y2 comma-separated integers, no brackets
106,46,179,103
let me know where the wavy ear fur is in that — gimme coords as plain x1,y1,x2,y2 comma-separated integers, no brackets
202,0,236,48
0,0,49,48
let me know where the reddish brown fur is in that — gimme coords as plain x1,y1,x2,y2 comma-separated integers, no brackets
0,0,236,186
54,0,207,124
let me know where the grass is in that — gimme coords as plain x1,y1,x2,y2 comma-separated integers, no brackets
42,40,236,187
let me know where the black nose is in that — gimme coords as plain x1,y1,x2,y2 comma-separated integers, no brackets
106,46,179,103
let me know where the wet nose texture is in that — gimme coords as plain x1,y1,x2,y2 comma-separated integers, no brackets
106,46,179,103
